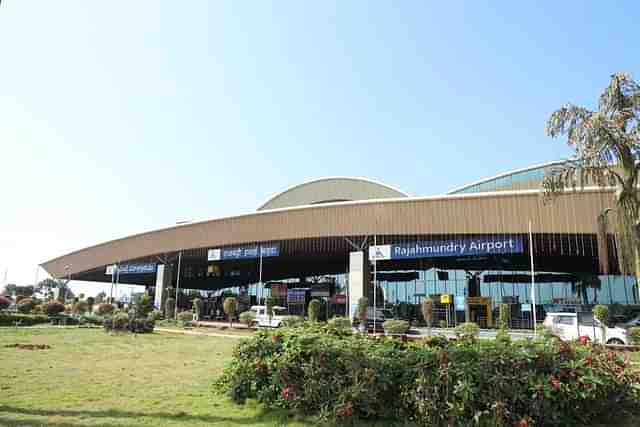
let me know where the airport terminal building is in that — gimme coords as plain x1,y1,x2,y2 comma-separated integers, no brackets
41,161,639,327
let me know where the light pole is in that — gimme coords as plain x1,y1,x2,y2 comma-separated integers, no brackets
63,265,71,302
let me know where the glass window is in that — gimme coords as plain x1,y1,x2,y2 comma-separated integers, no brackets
557,316,575,325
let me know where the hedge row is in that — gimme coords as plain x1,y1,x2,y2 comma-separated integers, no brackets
0,313,50,326
215,328,640,426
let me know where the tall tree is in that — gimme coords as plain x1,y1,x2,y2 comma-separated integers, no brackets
544,73,640,298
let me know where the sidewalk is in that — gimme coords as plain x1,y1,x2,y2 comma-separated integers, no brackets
155,327,251,339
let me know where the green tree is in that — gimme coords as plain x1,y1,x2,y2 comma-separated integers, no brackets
544,73,640,298
223,297,238,327
37,279,58,300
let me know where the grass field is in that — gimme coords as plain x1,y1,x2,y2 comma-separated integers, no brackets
0,327,638,427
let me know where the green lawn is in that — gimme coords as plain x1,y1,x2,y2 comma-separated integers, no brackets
0,327,638,427
0,327,308,427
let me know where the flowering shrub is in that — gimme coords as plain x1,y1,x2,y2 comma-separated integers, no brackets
0,295,11,310
281,315,304,327
215,328,640,426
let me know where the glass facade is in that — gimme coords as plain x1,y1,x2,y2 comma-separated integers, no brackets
451,164,558,194
378,268,639,306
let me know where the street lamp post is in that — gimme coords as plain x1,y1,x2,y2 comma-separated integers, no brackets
63,265,71,302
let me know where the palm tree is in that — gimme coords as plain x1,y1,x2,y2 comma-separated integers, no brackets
571,274,601,305
544,73,640,297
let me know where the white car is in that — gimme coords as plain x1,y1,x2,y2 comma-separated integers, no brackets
251,305,288,328
543,312,629,345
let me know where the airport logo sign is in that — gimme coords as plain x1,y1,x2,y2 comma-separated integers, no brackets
369,237,523,261
208,244,280,261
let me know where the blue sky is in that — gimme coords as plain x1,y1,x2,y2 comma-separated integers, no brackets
1,1,639,289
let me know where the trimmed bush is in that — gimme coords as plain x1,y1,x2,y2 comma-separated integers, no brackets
113,313,130,330
165,297,176,319
95,303,115,316
103,314,154,333
43,300,65,316
421,299,433,329
147,309,162,321
79,314,103,326
454,322,480,342
0,313,50,326
177,311,193,326
223,297,238,327
383,319,410,334
215,329,640,426
193,298,204,320
16,298,35,314
0,295,11,310
498,303,511,330
72,300,89,315
239,311,256,327
308,299,322,322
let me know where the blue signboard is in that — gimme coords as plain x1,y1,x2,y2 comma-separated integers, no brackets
370,237,523,261
116,263,156,275
287,288,306,304
208,244,280,261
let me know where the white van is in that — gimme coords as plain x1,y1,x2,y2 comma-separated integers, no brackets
250,305,288,328
543,312,629,345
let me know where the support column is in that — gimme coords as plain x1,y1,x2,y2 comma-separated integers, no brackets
348,251,370,320
159,264,174,317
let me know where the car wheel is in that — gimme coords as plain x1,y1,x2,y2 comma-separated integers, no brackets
607,338,624,345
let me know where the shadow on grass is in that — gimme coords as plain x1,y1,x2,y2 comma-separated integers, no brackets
0,405,297,427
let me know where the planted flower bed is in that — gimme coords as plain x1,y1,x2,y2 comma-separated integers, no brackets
215,327,640,426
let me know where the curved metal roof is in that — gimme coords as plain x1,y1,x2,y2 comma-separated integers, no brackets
257,176,409,211
41,187,615,279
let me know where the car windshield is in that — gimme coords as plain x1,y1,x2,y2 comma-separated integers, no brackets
273,308,288,316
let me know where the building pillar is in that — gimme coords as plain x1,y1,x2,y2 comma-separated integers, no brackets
348,251,370,320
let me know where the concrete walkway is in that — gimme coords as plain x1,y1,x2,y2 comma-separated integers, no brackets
154,327,250,339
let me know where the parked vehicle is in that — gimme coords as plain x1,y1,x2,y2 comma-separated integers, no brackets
250,305,288,328
620,314,640,329
352,307,394,331
543,312,629,345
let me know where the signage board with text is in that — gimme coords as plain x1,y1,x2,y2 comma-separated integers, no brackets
369,237,523,261
208,244,280,261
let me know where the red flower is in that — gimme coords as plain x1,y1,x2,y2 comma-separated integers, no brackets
337,402,354,417
281,387,293,400
518,418,529,427
272,335,282,343
578,335,590,345
549,375,561,391
584,356,593,365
